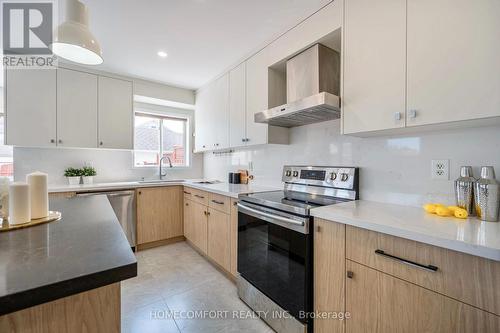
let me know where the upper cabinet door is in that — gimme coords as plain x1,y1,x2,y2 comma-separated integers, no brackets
343,0,406,134
98,76,133,149
229,63,246,148
212,74,230,150
407,0,500,127
195,87,210,151
57,69,98,148
245,51,269,146
6,69,57,147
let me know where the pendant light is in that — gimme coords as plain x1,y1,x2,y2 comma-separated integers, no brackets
51,0,103,65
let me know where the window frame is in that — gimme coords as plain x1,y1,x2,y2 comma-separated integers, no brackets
133,104,192,169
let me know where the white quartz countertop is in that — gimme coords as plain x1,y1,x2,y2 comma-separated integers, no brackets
311,200,500,261
49,180,280,199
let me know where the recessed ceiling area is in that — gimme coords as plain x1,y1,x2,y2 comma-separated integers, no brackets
80,0,331,90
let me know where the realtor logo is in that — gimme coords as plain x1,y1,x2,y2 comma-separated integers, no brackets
2,1,57,68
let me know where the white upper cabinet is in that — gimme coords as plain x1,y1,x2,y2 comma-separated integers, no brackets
406,0,500,127
212,74,230,150
6,69,57,147
229,62,247,148
195,73,229,152
6,67,134,149
245,49,271,146
57,68,98,148
194,86,211,151
343,0,406,134
98,76,133,149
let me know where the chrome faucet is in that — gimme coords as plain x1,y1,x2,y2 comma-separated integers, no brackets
159,156,173,180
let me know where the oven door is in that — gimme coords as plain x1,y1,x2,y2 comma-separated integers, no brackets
237,201,312,323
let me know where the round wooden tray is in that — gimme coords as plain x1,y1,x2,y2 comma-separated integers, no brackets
0,211,62,232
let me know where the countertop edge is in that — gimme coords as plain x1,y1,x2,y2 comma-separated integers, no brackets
311,209,500,262
0,261,137,316
49,182,280,199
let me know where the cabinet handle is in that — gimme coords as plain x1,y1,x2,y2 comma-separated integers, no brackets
194,194,205,199
138,191,142,195
99,141,103,146
202,145,206,148
183,191,191,195
347,271,354,279
58,139,62,144
242,138,246,142
408,109,418,119
207,211,211,216
316,225,321,232
185,202,189,206
211,200,224,205
374,249,438,272
394,112,401,121
50,139,55,143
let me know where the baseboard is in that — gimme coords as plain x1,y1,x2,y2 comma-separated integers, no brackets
136,236,185,251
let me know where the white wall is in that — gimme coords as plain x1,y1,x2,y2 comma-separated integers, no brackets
14,147,203,185
203,120,500,207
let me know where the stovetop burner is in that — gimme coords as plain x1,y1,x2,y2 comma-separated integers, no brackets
239,166,359,217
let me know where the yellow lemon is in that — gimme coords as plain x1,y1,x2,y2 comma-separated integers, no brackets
436,207,453,217
454,208,468,219
424,204,438,214
447,206,461,213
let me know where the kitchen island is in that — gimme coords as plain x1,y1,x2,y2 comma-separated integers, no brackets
0,195,137,332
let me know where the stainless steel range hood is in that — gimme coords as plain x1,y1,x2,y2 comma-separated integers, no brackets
255,44,340,128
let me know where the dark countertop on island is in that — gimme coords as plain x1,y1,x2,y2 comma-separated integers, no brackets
0,195,137,315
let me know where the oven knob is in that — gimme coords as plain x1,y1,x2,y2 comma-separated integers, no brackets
340,173,349,182
285,170,292,177
292,171,299,177
330,172,337,181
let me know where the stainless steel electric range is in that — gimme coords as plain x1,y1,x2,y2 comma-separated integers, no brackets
237,166,359,333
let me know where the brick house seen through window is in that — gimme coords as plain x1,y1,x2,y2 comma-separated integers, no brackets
134,112,188,167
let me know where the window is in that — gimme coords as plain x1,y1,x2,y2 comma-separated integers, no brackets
134,112,189,167
0,87,13,179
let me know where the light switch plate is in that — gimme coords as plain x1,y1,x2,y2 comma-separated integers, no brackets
431,159,450,180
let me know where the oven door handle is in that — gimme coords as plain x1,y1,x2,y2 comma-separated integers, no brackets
237,203,305,227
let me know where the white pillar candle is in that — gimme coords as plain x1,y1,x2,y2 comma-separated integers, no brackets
9,182,31,225
27,171,49,219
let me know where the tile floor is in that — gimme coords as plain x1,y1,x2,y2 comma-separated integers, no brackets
121,241,274,333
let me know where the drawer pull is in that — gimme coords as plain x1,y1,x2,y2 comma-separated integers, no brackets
194,194,205,199
375,249,438,272
183,191,191,195
211,200,224,205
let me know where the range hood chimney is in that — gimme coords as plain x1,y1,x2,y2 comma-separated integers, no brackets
255,44,340,128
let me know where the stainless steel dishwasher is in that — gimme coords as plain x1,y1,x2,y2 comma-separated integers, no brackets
76,190,136,248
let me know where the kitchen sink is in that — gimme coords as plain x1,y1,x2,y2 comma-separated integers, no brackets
138,179,185,184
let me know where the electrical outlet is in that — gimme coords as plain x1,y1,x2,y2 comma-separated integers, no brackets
431,159,450,180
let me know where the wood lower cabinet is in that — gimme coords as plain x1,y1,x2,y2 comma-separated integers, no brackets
314,219,346,333
346,260,500,333
0,283,120,333
136,186,183,245
230,199,238,276
183,188,237,277
207,208,231,271
189,200,209,254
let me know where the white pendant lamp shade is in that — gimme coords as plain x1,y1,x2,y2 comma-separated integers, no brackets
51,0,103,65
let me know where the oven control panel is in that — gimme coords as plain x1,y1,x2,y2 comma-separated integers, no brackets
282,166,358,190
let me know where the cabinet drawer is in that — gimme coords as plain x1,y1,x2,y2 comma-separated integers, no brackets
208,193,230,214
185,187,209,205
183,188,194,201
346,225,500,315
346,260,500,333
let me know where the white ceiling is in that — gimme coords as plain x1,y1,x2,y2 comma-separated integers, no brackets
80,0,331,90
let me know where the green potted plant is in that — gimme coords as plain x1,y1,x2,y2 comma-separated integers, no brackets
82,166,97,184
64,167,83,185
